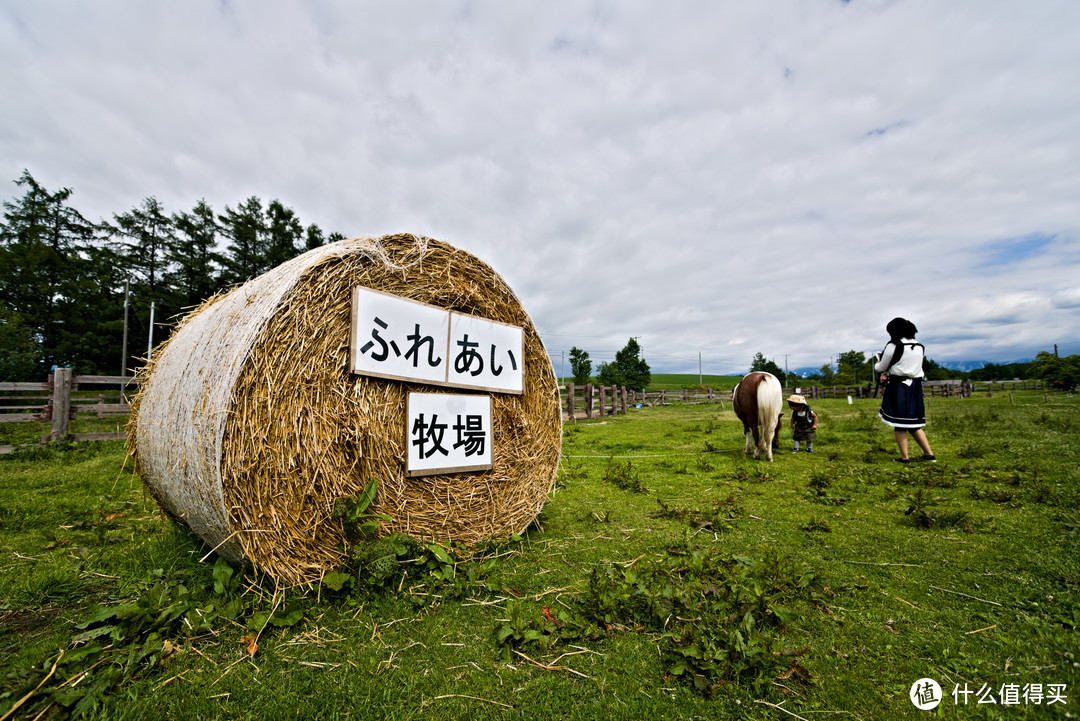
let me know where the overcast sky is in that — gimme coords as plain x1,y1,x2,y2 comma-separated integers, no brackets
3,1,1078,375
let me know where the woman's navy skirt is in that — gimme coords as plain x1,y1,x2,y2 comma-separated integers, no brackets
879,377,926,429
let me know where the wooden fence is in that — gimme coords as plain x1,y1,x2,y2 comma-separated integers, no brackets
562,383,629,419
0,369,138,453
561,380,1052,419
2,372,1056,451
785,383,971,399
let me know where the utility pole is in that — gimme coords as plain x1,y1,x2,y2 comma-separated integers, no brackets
120,277,130,379
147,301,156,362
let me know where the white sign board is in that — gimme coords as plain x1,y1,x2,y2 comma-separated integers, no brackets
405,392,492,477
351,286,523,394
350,287,450,386
447,311,523,393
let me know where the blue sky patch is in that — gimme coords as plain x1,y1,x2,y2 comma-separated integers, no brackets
866,121,907,137
976,233,1056,270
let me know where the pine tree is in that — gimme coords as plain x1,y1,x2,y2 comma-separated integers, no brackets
219,196,268,284
0,170,98,373
0,307,37,380
305,223,326,251
112,197,174,298
264,200,304,269
170,199,223,306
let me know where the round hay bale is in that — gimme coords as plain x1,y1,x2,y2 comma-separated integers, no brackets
129,234,561,584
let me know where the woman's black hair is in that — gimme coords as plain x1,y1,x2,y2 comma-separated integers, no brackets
886,317,918,342
882,317,919,371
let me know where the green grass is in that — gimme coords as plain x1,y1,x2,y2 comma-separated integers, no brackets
640,373,741,390
1,419,127,447
1,393,1079,719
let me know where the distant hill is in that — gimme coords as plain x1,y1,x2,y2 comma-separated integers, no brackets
562,361,1038,387
789,359,1034,377
938,360,992,372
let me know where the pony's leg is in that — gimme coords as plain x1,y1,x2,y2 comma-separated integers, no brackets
762,423,776,462
744,430,754,455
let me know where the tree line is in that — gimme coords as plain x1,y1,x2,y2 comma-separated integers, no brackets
754,350,1077,390
0,170,345,380
564,345,1077,392
568,338,651,391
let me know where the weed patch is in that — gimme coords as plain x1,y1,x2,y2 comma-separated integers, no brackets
800,516,832,533
652,494,744,532
902,488,972,530
804,470,851,505
602,457,647,493
582,548,820,695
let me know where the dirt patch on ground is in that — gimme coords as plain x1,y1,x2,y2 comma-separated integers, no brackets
562,410,621,422
0,606,65,645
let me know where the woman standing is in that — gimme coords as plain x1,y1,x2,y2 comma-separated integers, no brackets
875,317,936,463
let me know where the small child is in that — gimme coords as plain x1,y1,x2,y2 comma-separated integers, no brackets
787,394,818,453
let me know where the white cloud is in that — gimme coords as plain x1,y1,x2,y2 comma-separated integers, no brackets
2,0,1079,373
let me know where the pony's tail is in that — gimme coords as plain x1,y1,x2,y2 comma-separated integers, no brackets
757,373,783,431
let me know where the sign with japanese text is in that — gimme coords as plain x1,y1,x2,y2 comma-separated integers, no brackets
405,392,492,477
350,286,523,394
447,310,523,393
350,287,450,386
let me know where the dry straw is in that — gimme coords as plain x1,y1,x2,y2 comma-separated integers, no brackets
129,234,561,584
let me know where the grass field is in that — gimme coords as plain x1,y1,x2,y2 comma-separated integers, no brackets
1,390,1078,719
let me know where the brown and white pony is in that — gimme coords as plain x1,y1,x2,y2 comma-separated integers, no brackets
732,372,784,462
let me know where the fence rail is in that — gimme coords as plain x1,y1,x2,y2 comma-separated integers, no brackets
561,380,1053,419
0,370,138,453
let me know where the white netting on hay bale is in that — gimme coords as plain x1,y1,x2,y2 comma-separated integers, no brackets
130,234,561,583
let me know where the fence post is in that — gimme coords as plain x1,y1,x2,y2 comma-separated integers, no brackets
51,367,72,443
566,383,575,418
585,383,594,419
621,386,628,414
